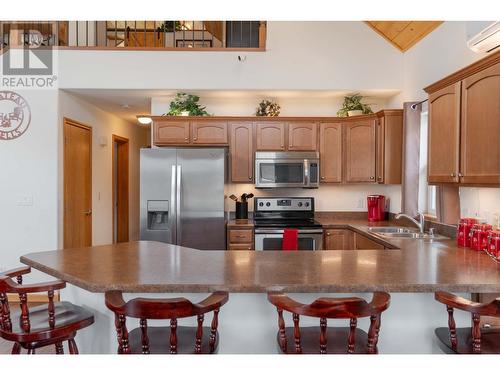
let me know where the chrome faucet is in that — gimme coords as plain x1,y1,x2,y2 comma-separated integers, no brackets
395,212,425,233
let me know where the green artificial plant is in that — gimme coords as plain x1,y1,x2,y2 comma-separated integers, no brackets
336,94,373,117
166,93,211,116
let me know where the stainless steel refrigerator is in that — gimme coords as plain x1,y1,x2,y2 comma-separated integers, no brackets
140,148,227,250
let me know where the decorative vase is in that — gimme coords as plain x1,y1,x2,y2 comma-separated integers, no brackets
347,110,363,117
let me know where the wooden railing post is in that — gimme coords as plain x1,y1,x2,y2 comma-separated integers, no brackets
446,306,457,350
472,313,481,354
209,309,219,353
170,318,178,354
292,313,302,353
319,317,327,354
277,308,287,352
195,314,204,354
140,318,150,354
348,318,357,353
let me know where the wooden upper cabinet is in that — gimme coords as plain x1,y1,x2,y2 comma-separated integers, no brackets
376,112,403,184
344,119,376,183
319,123,342,183
287,122,318,151
255,122,286,151
154,120,190,145
191,121,228,144
428,82,461,183
230,122,254,183
460,62,500,184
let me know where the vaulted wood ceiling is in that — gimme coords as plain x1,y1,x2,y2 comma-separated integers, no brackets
365,21,443,52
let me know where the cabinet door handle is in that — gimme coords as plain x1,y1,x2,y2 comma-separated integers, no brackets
450,173,456,177
370,176,375,180
458,173,463,177
326,232,331,236
193,137,198,141
378,176,382,181
249,176,252,180
321,176,325,180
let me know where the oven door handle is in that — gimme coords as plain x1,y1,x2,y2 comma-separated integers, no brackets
254,228,323,234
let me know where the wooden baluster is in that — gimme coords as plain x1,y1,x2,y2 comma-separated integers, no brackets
319,317,327,354
114,313,123,354
277,308,287,352
292,313,302,353
170,318,178,354
374,314,381,353
195,314,204,354
0,292,12,332
68,338,79,354
55,342,64,354
348,318,357,354
472,313,481,354
48,290,55,329
367,315,377,354
446,306,457,351
209,308,219,353
19,293,30,333
140,318,150,354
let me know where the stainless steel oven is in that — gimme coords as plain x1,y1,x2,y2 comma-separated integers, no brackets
253,197,323,251
255,151,319,188
254,228,323,251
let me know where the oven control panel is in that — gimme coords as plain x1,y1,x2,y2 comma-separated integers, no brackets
254,197,314,211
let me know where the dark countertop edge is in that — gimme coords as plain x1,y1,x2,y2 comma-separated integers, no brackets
21,255,500,294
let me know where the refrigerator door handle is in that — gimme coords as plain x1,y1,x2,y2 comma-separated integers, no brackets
176,164,182,245
171,164,177,244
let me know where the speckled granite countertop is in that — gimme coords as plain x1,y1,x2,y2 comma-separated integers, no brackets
21,217,500,293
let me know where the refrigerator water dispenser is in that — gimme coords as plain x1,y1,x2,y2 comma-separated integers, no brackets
147,200,169,230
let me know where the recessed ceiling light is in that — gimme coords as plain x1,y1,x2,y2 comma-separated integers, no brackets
137,115,152,125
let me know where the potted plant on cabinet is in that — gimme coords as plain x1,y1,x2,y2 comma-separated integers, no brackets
165,93,211,116
337,94,373,117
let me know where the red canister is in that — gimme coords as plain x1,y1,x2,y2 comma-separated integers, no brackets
487,230,500,258
457,218,478,247
469,224,493,251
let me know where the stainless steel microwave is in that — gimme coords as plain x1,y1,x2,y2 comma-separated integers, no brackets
254,151,320,188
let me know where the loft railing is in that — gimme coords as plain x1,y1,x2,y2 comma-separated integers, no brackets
0,21,266,50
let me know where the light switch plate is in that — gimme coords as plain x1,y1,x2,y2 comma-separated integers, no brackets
17,195,33,206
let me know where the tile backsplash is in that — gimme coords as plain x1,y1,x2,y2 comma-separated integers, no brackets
460,187,500,227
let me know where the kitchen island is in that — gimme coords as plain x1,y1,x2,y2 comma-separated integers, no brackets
20,221,500,354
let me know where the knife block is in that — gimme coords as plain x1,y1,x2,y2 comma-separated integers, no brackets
235,202,248,219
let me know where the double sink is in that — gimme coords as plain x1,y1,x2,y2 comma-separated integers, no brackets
367,226,448,240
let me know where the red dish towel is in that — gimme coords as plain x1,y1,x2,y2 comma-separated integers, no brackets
282,229,299,251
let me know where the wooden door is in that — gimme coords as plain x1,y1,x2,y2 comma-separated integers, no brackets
344,119,376,183
64,118,92,249
288,122,318,151
427,82,461,183
125,30,165,47
154,121,190,145
460,62,500,184
319,123,342,183
191,121,228,144
324,229,353,250
255,122,286,151
113,135,129,243
229,122,254,182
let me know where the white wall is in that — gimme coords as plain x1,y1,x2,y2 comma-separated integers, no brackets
57,22,403,91
0,90,59,275
389,21,500,224
58,91,150,247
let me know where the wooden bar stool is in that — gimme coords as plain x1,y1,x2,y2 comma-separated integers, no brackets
105,291,229,354
434,292,500,354
267,292,391,354
0,266,94,354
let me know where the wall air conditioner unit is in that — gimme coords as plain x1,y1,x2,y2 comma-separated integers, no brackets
467,21,500,53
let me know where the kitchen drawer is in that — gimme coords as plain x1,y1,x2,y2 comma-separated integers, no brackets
354,233,385,250
228,229,253,244
228,243,253,251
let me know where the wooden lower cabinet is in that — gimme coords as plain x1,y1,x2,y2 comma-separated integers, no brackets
344,120,377,183
227,228,254,250
353,232,385,250
323,229,353,250
229,122,254,183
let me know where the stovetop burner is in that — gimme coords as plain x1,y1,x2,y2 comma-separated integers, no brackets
253,219,323,229
253,197,322,229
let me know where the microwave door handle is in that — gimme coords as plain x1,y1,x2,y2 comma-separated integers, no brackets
304,159,310,187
